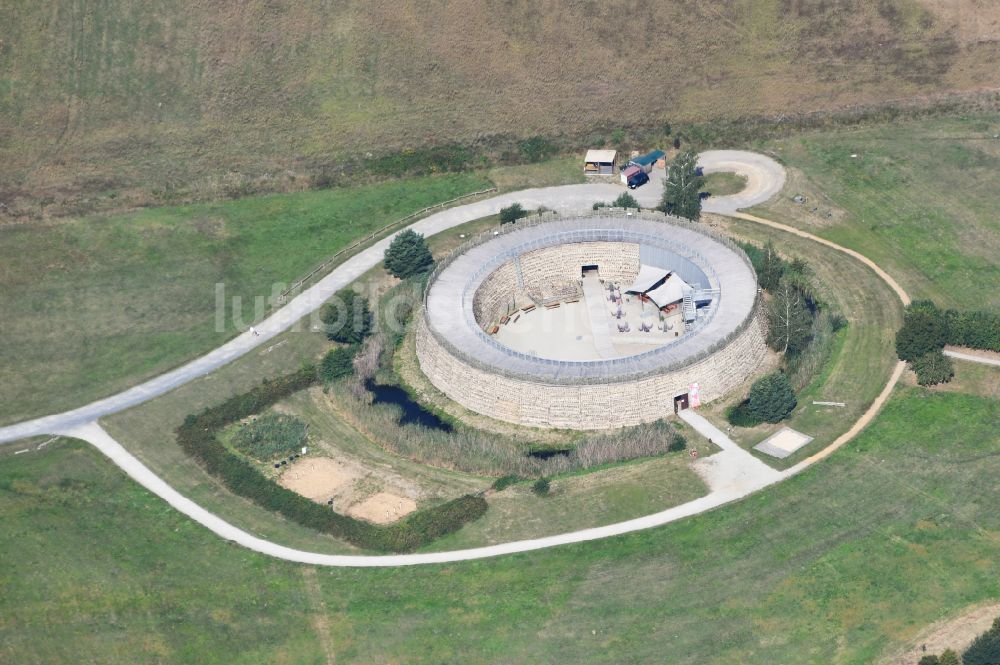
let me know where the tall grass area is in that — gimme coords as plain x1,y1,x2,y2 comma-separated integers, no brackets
4,386,1000,663
0,173,489,425
329,384,686,479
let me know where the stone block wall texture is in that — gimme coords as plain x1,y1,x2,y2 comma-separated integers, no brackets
416,307,768,430
472,242,640,327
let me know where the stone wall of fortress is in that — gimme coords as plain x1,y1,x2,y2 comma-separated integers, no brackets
472,242,640,327
416,306,768,430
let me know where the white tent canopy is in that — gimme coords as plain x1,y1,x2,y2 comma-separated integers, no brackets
625,264,669,294
646,274,690,308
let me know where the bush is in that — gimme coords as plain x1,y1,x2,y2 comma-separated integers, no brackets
384,229,434,279
499,202,529,225
964,616,1000,665
492,475,519,492
175,368,487,552
944,308,1000,352
938,650,960,665
668,434,688,452
532,477,551,497
896,300,947,361
911,349,954,386
319,346,356,383
518,136,556,163
726,400,763,428
611,192,640,209
747,372,797,423
321,289,373,345
232,413,308,461
918,656,940,665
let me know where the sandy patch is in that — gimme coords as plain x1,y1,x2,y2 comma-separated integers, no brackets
754,427,814,458
879,602,1000,665
278,457,352,501
348,492,417,524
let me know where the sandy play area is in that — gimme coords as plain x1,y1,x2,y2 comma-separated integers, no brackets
278,457,417,523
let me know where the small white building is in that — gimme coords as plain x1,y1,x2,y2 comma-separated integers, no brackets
584,149,617,176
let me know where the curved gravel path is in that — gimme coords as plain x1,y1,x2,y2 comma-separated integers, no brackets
0,151,909,567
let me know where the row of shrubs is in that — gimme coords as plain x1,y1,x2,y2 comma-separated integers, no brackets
176,365,487,553
895,300,999,385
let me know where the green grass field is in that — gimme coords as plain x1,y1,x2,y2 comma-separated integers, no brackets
703,214,902,467
0,173,488,425
755,115,1000,311
3,383,999,663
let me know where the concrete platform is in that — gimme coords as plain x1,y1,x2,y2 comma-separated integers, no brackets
754,427,814,459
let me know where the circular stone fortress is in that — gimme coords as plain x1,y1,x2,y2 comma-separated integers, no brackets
416,210,767,430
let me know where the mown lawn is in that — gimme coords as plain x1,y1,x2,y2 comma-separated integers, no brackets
755,115,1000,311
3,385,999,664
704,214,902,467
0,173,489,425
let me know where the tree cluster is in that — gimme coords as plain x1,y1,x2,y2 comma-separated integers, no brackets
964,615,1000,665
890,299,1000,385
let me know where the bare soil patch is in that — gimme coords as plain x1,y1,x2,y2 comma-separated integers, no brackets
348,492,417,524
880,601,1000,665
278,457,352,502
278,455,421,524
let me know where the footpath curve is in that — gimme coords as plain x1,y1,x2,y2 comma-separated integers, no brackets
2,151,910,567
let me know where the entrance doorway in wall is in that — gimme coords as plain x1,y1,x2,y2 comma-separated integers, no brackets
674,393,690,413
581,264,599,278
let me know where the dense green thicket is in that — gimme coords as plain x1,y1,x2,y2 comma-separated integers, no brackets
895,300,998,385
321,289,374,345
319,346,357,383
384,229,435,280
964,616,1000,665
231,413,308,461
176,367,487,552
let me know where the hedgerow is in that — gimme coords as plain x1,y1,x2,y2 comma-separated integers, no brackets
176,365,487,552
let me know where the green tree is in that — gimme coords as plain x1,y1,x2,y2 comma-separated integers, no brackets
918,655,940,665
896,300,947,361
532,477,551,497
938,649,960,665
658,151,703,221
384,229,434,280
319,346,356,383
612,192,640,209
500,202,529,225
321,289,373,345
911,349,954,386
766,278,814,355
747,372,797,423
964,616,1000,665
758,240,785,291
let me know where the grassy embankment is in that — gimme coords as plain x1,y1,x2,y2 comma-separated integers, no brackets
0,173,490,426
3,383,999,663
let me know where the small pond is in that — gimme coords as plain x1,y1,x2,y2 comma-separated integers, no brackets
365,380,453,432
